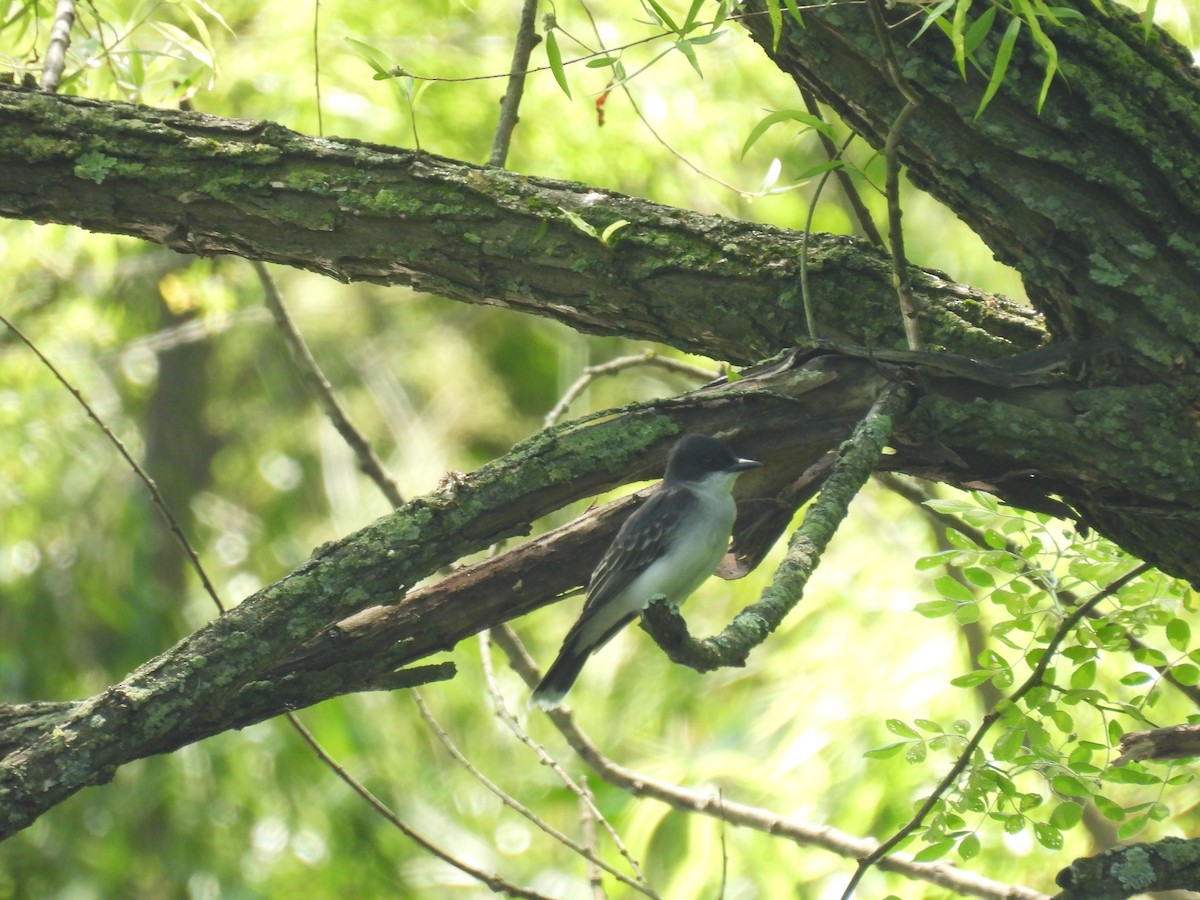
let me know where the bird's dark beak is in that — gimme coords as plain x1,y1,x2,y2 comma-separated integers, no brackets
731,457,762,472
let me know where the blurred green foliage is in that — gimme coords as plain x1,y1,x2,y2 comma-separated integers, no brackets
2,0,1200,897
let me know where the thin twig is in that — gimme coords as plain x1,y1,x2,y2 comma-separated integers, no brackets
286,714,555,900
39,0,76,92
489,0,541,167
839,562,1153,899
882,98,923,350
800,89,884,247
490,625,1048,900
251,260,404,507
411,690,655,897
578,2,765,196
313,0,323,136
0,311,226,613
544,350,718,427
866,0,923,350
799,131,857,340
581,777,607,900
478,631,655,892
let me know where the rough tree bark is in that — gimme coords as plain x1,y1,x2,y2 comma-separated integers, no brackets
0,0,1197,871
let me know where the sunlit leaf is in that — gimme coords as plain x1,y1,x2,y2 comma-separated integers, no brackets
545,30,572,99
976,14,1021,119
1050,802,1084,829
958,833,981,860
674,38,704,77
1167,617,1191,651
767,0,783,49
740,109,835,158
642,0,679,32
1033,822,1063,849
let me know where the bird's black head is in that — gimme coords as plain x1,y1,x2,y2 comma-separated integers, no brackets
664,434,761,484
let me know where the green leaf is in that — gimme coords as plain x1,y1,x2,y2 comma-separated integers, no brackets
993,727,1024,761
740,109,835,158
962,6,997,57
1050,802,1084,829
345,37,394,78
958,833,981,860
545,30,571,99
916,599,958,618
887,719,920,738
955,602,981,624
976,15,1021,119
711,0,730,32
782,0,805,26
1034,822,1063,850
1093,794,1125,821
1120,671,1154,686
935,575,975,603
559,208,597,238
682,0,706,32
600,220,630,246
674,38,703,77
865,741,908,759
791,160,844,182
151,22,216,70
1167,617,1191,651
906,741,928,764
915,718,944,733
963,567,995,588
1020,4,1059,110
1134,646,1168,667
1070,660,1097,690
1051,775,1092,798
1117,811,1152,840
586,56,620,68
913,839,954,862
910,0,956,45
1171,663,1200,685
1051,709,1075,733
1102,766,1162,786
642,0,679,32
951,0,974,79
766,0,782,50
951,670,993,688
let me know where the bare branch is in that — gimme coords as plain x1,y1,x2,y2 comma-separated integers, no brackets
490,625,1049,900
39,0,75,92
252,260,404,507
1114,724,1200,765
489,0,541,167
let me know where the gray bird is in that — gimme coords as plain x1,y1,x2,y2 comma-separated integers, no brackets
530,434,761,710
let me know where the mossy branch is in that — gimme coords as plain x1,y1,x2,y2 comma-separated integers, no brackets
1053,837,1200,900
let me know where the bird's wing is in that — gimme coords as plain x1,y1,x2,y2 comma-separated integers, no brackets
579,484,699,615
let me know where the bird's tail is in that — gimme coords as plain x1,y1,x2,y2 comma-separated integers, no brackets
528,638,590,710
529,611,638,711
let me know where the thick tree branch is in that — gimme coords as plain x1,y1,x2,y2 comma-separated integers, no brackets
0,84,1040,366
740,0,1200,369
3,339,1176,838
1053,837,1200,899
